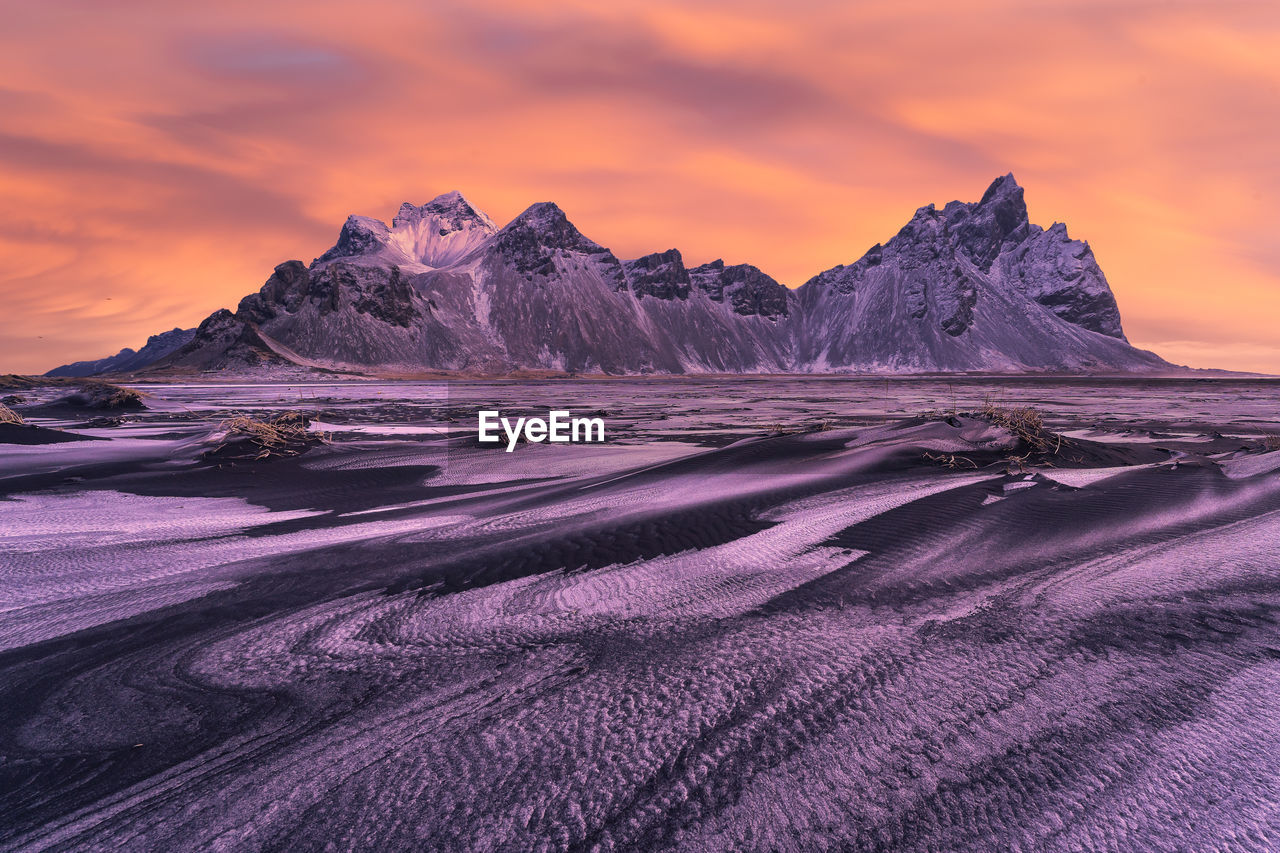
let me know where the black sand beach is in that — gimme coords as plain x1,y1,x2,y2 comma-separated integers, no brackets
2,378,1279,850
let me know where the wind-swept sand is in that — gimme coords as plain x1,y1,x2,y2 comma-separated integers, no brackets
2,379,1279,851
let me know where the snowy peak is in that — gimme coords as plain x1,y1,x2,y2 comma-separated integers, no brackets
316,192,498,271
393,190,496,232
385,191,497,269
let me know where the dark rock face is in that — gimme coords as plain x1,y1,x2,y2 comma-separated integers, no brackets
156,310,289,371
45,327,196,377
346,267,418,327
624,249,691,300
239,262,420,328
237,261,310,323
1002,221,1126,339
491,203,625,288
76,175,1174,376
315,216,390,265
953,173,1032,271
688,261,790,318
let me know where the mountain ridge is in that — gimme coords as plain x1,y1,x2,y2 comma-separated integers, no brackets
48,175,1185,377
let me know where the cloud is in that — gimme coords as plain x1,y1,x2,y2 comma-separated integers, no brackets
1,0,1278,373
180,33,356,82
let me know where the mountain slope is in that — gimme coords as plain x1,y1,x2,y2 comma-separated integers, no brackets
74,177,1179,376
45,327,195,377
792,175,1167,372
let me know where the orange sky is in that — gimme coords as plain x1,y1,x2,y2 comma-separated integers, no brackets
2,0,1278,374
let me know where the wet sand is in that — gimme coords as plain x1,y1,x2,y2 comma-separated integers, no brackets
2,378,1279,851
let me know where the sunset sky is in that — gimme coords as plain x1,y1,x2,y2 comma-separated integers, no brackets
2,0,1278,374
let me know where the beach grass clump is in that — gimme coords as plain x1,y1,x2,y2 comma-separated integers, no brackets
765,418,837,435
67,382,146,410
0,402,25,425
35,381,149,411
981,400,1043,436
979,401,1063,455
922,451,977,469
94,384,145,409
209,412,328,461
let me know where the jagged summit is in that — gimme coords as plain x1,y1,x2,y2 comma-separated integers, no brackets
58,175,1180,377
394,191,497,232
316,192,499,271
491,202,619,278
623,249,691,300
505,202,589,242
792,174,1144,370
688,260,790,318
979,172,1023,205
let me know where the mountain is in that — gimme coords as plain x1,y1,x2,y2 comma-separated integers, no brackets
315,191,498,271
45,327,195,377
153,194,796,375
64,178,1179,376
791,174,1167,372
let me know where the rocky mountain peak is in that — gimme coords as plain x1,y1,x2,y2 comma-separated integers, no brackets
689,261,790,318
978,172,1023,206
493,202,618,278
394,191,497,233
315,216,391,265
316,193,498,270
624,249,690,300
945,174,1031,270
974,173,1029,236
509,202,579,239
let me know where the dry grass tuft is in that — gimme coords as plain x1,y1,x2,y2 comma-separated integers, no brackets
980,401,1063,455
923,451,977,470
92,384,145,409
766,418,839,436
0,402,24,425
54,381,148,410
982,400,1043,436
210,412,328,461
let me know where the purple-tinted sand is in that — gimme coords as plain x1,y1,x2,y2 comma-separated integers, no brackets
2,378,1279,851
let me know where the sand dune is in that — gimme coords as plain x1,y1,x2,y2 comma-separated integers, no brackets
1,379,1279,851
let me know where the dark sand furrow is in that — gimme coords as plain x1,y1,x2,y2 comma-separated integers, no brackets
4,385,1280,851
763,463,1280,614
